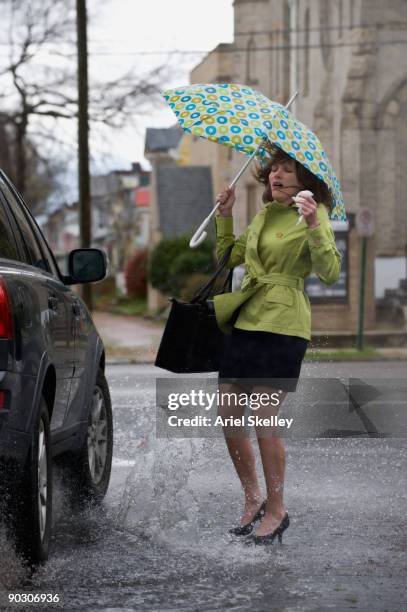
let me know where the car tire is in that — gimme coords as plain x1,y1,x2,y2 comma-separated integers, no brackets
10,398,53,565
62,368,113,504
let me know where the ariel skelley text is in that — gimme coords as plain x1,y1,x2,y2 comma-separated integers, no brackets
167,415,294,428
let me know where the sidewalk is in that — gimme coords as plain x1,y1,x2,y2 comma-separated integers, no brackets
92,312,164,364
92,312,407,364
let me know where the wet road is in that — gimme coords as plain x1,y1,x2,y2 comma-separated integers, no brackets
1,362,406,611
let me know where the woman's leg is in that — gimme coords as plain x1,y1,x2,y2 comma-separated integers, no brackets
218,382,263,525
252,386,289,536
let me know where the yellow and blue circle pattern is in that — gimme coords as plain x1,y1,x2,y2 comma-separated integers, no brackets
163,83,345,221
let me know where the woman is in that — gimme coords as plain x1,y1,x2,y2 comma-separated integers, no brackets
214,144,342,546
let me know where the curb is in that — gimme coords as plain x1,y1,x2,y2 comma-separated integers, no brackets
105,355,407,366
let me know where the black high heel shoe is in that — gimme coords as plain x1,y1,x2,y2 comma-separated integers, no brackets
246,512,290,546
229,500,267,536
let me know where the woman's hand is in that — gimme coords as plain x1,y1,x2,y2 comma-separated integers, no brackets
293,191,319,228
216,186,236,217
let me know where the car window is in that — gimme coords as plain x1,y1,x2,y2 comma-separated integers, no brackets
0,199,20,261
0,175,51,273
21,203,61,278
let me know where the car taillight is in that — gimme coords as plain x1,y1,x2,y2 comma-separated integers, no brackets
0,277,13,339
0,391,5,409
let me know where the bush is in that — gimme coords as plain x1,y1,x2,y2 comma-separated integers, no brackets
148,234,216,296
169,250,214,277
148,235,190,294
92,276,117,299
124,249,148,299
179,273,211,302
168,250,215,296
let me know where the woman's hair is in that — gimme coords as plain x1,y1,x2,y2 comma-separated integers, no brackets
254,143,333,211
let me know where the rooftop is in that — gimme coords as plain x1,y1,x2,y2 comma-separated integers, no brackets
145,126,184,154
156,165,214,238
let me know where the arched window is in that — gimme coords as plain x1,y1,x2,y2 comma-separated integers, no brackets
350,0,359,29
319,0,331,69
246,37,257,84
304,7,310,96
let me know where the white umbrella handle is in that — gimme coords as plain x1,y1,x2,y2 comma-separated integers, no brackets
189,201,221,248
189,91,299,249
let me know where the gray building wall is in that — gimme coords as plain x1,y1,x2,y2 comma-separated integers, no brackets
229,0,407,263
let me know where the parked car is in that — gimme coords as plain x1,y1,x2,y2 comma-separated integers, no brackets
0,170,113,564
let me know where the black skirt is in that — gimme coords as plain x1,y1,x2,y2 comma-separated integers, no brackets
218,327,309,392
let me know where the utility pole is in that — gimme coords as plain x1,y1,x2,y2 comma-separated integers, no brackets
76,0,92,310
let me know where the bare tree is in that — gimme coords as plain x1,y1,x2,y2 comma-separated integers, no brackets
0,120,14,177
0,0,167,207
0,116,62,213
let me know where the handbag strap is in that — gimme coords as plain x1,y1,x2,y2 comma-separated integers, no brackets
218,267,233,294
191,244,234,303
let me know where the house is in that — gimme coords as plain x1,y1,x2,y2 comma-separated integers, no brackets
145,126,214,311
40,163,151,291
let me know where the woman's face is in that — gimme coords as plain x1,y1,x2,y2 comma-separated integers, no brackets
268,158,304,205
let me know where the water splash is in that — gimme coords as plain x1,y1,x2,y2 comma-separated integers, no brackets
116,434,200,544
0,525,28,588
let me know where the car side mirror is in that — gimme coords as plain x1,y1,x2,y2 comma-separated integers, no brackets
63,248,107,284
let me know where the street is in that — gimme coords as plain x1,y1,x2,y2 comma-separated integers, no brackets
1,361,406,611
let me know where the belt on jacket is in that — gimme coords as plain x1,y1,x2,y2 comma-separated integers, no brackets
241,271,304,292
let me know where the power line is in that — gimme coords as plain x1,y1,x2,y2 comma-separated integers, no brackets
70,38,407,56
0,21,405,49
0,32,406,59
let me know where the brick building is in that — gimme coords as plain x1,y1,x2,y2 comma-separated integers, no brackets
181,0,407,334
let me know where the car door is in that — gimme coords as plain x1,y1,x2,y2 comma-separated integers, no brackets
63,289,94,428
0,175,75,430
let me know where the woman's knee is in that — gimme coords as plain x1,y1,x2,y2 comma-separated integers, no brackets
217,382,247,419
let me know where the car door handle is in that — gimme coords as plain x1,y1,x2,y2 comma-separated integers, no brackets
48,296,59,311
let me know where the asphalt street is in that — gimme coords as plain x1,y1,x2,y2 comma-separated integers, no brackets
0,361,406,611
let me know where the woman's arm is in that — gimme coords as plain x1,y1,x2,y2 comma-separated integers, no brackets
213,185,248,268
215,215,249,269
307,214,342,285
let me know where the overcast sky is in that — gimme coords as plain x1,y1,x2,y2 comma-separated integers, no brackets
87,0,234,172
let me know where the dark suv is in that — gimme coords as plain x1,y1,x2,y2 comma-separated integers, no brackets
0,170,113,564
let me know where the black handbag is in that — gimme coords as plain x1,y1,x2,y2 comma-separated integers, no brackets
154,245,234,373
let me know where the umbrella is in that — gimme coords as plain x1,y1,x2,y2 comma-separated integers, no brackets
162,83,346,247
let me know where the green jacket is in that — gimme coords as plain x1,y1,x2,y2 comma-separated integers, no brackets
213,200,342,341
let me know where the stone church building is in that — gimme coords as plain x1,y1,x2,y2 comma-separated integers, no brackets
184,0,407,335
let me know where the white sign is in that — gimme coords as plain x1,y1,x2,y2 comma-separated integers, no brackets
356,208,375,237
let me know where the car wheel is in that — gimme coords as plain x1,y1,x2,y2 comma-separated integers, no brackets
64,368,113,504
10,398,52,565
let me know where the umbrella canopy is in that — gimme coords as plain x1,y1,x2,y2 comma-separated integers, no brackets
163,83,346,222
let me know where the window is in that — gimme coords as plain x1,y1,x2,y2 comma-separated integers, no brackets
283,0,291,99
0,176,51,273
338,0,343,38
305,222,349,302
303,8,310,97
319,0,332,69
246,37,257,84
24,209,61,278
0,199,20,261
